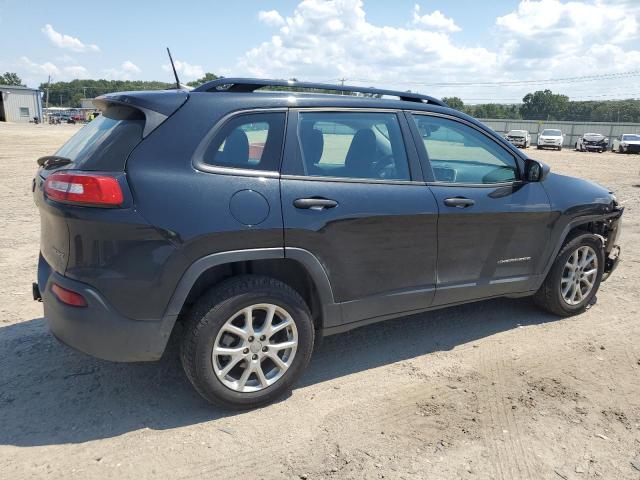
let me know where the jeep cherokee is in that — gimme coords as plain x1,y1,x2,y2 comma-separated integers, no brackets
33,79,623,408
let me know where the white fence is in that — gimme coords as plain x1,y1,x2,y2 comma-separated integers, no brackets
478,118,640,147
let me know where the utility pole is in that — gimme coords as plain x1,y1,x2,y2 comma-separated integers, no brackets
45,75,51,109
340,78,345,95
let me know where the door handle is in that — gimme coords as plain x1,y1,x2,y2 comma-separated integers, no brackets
293,198,338,210
443,197,475,208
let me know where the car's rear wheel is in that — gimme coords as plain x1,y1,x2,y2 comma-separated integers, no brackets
534,234,604,316
180,275,314,409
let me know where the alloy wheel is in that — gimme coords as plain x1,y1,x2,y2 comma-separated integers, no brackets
212,304,298,392
560,246,598,306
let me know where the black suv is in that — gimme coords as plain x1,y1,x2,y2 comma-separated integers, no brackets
33,79,623,408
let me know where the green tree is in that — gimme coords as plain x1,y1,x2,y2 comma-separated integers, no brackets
0,72,24,86
520,89,569,120
37,79,175,107
442,96,464,111
186,72,221,88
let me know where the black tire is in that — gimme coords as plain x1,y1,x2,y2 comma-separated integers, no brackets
536,145,542,150
180,275,314,409
558,146,562,151
534,234,604,316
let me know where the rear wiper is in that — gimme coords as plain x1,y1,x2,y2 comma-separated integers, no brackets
37,155,72,169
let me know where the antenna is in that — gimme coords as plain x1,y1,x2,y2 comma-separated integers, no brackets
166,47,181,89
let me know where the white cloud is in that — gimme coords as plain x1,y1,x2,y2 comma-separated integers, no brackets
122,60,141,74
258,10,285,27
230,0,640,102
412,5,460,32
237,0,495,89
495,0,640,78
41,24,100,52
161,60,204,80
20,56,89,80
101,61,141,80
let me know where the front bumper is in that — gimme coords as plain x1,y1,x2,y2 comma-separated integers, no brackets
37,254,175,362
583,142,607,151
602,245,621,281
508,138,527,147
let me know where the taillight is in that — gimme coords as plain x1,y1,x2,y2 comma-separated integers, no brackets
44,172,123,206
51,283,87,307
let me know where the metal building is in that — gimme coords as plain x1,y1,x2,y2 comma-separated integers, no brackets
0,86,43,122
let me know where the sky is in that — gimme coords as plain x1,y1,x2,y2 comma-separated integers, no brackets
1,0,639,103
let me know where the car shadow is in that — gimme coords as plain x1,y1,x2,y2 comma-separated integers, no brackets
0,297,557,447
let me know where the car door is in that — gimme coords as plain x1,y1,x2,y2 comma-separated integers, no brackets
407,112,553,306
280,108,438,327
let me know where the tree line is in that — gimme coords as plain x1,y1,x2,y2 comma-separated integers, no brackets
3,71,638,122
443,90,640,123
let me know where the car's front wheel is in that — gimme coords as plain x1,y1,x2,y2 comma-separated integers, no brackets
180,275,314,409
534,234,604,316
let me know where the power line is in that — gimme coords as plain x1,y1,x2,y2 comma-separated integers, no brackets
342,70,640,88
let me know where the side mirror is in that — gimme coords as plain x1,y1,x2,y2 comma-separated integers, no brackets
525,159,550,182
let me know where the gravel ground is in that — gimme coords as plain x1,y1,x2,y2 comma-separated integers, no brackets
1,122,639,480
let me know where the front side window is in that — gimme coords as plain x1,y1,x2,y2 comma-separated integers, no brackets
296,111,410,180
202,112,285,171
411,114,518,184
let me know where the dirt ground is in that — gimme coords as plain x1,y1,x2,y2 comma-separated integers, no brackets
1,121,639,480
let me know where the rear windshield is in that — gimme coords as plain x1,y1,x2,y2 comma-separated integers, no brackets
54,105,145,171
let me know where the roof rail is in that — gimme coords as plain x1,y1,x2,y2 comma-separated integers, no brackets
192,78,446,107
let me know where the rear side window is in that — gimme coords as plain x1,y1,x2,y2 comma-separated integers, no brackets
54,105,144,171
296,111,410,180
202,112,286,171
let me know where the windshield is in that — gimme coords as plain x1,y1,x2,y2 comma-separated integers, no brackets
622,134,640,141
541,129,562,136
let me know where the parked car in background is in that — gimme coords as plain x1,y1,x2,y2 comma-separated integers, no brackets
612,134,640,154
33,78,623,408
537,129,564,150
506,129,530,148
575,133,608,153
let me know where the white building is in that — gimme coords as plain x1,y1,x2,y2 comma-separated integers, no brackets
0,86,43,122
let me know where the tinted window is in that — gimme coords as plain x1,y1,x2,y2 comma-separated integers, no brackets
297,111,410,180
203,112,285,171
54,105,144,171
411,114,518,184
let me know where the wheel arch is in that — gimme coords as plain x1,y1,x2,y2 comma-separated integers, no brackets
163,248,339,332
540,214,618,283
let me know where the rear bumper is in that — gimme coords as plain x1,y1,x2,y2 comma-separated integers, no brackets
38,254,175,362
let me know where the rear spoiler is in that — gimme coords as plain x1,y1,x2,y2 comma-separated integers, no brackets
93,90,189,138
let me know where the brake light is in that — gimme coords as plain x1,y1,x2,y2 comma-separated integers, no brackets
51,283,87,307
44,172,123,206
